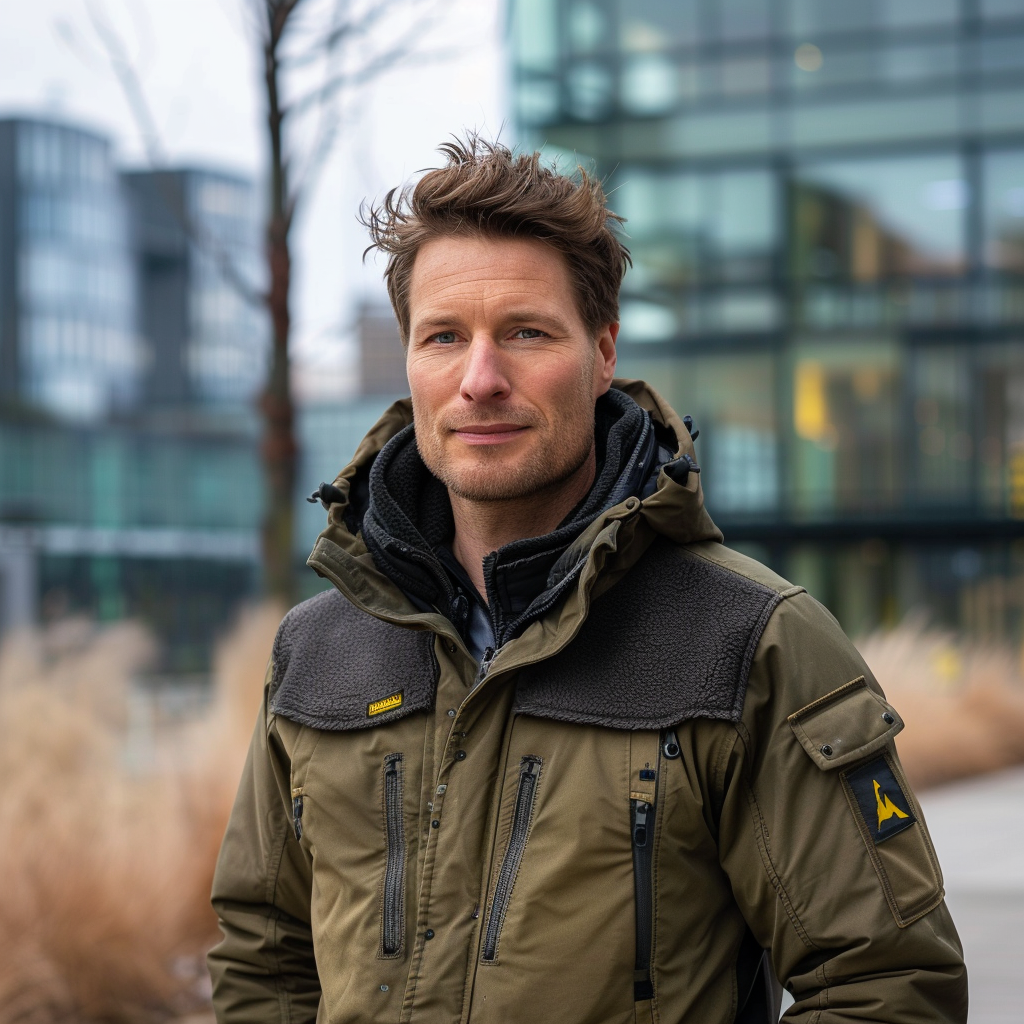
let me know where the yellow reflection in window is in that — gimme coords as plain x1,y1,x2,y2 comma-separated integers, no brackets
794,360,833,445
1009,446,1024,519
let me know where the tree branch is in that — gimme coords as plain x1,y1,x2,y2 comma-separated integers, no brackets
82,0,267,308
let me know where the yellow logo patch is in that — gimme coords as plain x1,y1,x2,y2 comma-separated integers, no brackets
874,779,909,830
846,756,917,844
367,692,403,717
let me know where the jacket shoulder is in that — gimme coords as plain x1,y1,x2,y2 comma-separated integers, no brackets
269,587,437,731
514,538,803,730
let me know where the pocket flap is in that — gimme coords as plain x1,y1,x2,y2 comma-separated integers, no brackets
788,676,903,770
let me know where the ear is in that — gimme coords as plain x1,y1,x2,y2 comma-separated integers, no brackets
592,322,618,398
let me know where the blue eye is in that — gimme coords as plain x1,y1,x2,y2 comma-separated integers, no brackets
433,331,458,345
513,328,545,340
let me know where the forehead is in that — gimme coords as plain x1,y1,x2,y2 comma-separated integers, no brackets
408,234,575,315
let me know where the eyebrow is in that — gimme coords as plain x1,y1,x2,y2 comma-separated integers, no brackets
412,309,571,333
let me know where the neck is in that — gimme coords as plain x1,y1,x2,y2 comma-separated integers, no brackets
450,447,597,600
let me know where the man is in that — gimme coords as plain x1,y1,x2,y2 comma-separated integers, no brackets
209,138,967,1023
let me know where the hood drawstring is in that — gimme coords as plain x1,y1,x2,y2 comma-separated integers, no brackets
307,481,346,510
664,415,701,486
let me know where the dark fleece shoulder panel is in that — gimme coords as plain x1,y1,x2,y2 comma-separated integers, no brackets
513,540,782,730
269,588,438,731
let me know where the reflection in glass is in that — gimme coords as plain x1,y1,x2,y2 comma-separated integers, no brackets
979,344,1024,515
719,0,770,41
620,353,778,515
619,300,677,342
982,0,1024,22
621,56,678,115
791,342,900,514
792,154,967,282
516,78,560,124
512,0,559,72
786,0,958,36
719,55,772,96
910,348,972,503
619,0,700,52
983,149,1024,274
566,63,613,119
568,1,609,54
618,167,776,287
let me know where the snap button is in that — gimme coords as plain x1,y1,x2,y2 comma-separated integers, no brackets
447,709,456,717
425,929,435,940
431,819,440,828
820,744,834,757
380,984,389,992
882,712,895,725
454,749,467,761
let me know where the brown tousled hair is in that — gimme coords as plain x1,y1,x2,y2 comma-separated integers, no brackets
361,135,631,344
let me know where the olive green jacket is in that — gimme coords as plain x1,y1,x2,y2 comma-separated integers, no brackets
209,381,967,1024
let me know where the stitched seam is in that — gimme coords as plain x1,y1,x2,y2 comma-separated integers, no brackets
734,723,818,952
840,755,911,924
735,593,784,718
685,545,804,599
266,825,292,1021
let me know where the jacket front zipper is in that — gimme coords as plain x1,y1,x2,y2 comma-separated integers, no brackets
381,752,405,957
482,756,542,962
632,796,656,999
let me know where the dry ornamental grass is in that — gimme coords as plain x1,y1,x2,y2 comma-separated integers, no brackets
0,607,1022,1022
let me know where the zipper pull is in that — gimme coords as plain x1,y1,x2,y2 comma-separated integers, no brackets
662,729,681,759
633,801,650,847
292,794,304,841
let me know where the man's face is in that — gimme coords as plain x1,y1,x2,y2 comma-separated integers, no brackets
405,234,618,504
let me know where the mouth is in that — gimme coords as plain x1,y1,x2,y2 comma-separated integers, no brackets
451,423,531,446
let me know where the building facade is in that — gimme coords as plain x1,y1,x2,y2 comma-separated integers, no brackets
122,168,266,412
510,0,1024,638
0,118,266,667
0,118,138,420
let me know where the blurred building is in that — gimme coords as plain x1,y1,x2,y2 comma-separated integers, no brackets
122,169,266,412
0,116,266,668
510,0,1024,638
356,301,408,395
0,118,138,420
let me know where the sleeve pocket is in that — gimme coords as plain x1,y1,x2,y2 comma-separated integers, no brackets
788,675,902,770
790,678,943,928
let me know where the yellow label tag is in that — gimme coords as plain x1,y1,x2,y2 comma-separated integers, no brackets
367,691,403,717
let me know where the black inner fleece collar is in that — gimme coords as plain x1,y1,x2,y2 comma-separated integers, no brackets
361,389,664,648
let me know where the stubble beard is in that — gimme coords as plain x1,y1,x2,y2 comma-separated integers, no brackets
414,389,597,504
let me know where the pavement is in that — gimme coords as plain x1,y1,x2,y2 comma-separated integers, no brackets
919,765,1024,1024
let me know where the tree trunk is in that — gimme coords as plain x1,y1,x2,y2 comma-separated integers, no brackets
260,211,296,604
259,1,299,605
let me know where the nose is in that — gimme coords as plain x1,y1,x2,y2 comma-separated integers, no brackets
459,334,511,403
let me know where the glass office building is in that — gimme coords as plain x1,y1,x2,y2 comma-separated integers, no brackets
0,118,138,420
0,120,266,667
122,168,267,411
510,0,1024,637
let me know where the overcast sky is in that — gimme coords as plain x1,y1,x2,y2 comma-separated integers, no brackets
0,0,506,398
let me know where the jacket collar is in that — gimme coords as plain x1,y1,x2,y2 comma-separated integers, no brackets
307,380,722,643
359,388,664,648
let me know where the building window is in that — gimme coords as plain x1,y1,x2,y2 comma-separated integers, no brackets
790,339,901,514
983,149,1024,275
791,154,967,283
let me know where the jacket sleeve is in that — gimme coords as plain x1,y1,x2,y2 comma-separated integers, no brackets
717,591,968,1022
207,677,321,1024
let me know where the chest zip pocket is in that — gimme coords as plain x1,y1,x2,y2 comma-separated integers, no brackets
379,752,405,958
481,756,543,963
631,730,664,1022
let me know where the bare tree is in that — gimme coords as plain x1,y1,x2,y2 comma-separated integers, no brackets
72,0,440,603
